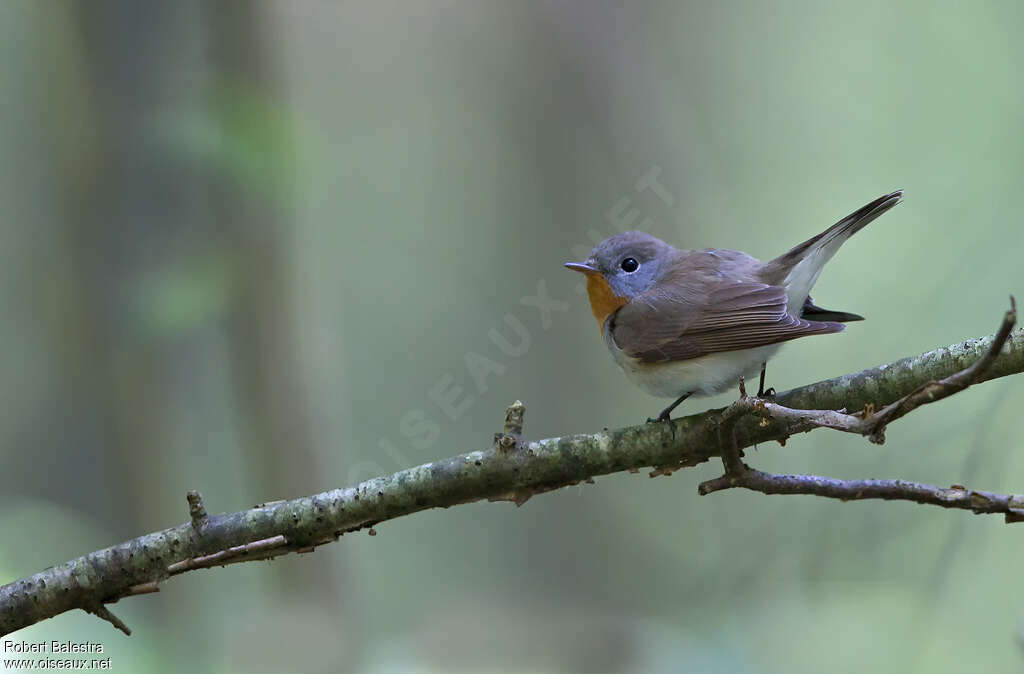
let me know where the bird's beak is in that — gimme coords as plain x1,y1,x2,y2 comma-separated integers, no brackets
564,261,600,275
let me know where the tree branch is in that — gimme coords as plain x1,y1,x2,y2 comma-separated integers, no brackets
1,300,1022,637
696,298,1023,515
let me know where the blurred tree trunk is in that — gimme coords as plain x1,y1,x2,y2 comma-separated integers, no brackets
206,1,341,600
206,2,321,509
25,0,334,602
44,1,215,532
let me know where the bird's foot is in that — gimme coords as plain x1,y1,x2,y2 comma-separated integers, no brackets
645,391,690,438
756,361,775,399
646,410,677,438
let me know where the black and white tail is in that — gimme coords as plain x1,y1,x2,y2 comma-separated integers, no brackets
764,190,903,311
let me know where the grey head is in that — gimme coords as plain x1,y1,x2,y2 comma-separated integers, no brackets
564,231,675,299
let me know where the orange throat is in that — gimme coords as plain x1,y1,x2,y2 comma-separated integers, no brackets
584,274,629,331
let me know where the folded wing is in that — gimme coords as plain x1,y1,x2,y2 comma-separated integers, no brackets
612,273,845,363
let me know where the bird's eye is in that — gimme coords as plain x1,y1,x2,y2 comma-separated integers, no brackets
620,257,639,273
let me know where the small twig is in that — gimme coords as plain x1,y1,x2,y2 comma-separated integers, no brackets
167,535,289,574
699,469,1024,523
699,297,1022,520
187,490,208,529
494,400,526,451
716,413,748,477
504,400,525,436
122,581,160,597
84,603,131,636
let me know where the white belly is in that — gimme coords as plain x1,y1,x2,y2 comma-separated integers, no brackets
605,334,781,399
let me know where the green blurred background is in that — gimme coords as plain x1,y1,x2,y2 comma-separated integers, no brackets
2,1,1023,672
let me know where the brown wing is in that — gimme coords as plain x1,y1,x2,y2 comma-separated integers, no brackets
611,273,845,364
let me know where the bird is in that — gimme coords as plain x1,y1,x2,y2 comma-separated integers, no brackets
564,190,902,428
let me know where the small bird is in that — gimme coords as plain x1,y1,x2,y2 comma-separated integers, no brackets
565,190,902,427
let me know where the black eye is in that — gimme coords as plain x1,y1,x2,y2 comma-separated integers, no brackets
620,257,639,273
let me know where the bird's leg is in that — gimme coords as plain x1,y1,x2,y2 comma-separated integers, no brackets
649,392,691,423
757,361,775,399
647,392,691,436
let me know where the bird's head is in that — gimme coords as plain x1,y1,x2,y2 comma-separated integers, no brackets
565,231,673,326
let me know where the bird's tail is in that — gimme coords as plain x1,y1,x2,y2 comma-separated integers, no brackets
764,190,903,308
